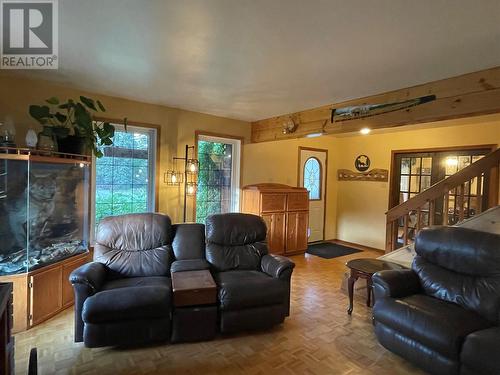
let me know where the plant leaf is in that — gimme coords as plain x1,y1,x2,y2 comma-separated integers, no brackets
102,122,115,136
74,103,92,128
29,105,50,121
80,96,97,111
96,100,106,112
46,97,59,105
54,112,67,124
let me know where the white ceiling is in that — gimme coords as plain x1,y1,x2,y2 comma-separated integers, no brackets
18,0,500,121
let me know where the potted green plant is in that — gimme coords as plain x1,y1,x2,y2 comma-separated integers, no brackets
29,96,126,157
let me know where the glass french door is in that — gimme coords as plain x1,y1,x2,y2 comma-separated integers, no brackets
391,147,492,248
195,135,241,224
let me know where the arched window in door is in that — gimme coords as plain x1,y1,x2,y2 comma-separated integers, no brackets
303,157,321,200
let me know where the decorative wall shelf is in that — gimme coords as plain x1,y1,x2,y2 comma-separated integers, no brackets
337,168,389,182
0,147,91,164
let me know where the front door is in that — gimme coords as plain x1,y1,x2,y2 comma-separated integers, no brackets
299,148,327,243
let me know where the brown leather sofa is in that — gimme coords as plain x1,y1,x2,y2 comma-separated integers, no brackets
70,212,295,347
372,226,500,375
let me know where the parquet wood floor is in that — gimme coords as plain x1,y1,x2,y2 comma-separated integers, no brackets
14,250,425,375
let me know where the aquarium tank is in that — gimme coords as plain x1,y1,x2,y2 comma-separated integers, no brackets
0,157,89,275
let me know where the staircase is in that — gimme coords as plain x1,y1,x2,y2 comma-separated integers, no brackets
385,148,500,252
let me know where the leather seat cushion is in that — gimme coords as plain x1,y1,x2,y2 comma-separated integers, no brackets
102,276,171,290
374,294,492,359
82,284,171,324
215,270,286,311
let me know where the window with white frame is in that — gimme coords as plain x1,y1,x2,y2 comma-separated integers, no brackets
195,135,241,224
91,124,157,238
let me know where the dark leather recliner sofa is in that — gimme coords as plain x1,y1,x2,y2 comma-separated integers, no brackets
205,213,295,333
372,226,500,375
70,212,295,347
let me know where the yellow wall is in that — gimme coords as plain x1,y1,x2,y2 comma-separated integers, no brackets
335,117,500,249
243,115,500,250
3,72,499,245
243,136,340,240
0,72,250,223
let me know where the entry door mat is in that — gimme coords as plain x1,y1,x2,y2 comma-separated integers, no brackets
306,242,362,259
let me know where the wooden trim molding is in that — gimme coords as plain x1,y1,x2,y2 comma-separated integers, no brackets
251,66,500,143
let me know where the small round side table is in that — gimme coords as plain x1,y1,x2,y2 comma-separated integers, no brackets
346,258,406,315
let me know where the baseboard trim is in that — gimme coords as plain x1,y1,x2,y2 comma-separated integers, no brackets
325,239,385,254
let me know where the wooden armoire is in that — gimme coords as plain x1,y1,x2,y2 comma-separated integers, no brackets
241,183,309,255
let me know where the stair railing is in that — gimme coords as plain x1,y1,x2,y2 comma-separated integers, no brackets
385,148,500,252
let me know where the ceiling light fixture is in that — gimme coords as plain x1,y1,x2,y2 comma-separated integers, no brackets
360,128,371,135
305,132,323,138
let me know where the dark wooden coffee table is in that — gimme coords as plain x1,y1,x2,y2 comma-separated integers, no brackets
346,258,406,315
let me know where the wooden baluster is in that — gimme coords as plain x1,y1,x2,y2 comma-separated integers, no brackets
416,208,422,233
403,214,409,246
386,219,397,252
392,220,398,252
487,164,499,209
429,200,435,226
443,193,450,225
477,174,483,213
458,183,465,222
385,220,391,252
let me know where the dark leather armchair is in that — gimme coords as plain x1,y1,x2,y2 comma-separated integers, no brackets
205,213,295,333
372,226,500,375
70,213,206,348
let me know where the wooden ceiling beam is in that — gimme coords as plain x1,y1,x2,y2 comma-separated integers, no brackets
251,66,500,143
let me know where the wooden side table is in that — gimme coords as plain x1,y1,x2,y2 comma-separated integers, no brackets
346,258,406,315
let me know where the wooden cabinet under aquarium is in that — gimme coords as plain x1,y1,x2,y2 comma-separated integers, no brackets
0,148,90,331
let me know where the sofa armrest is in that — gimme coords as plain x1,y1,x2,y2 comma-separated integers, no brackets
69,262,107,343
461,327,500,375
261,254,295,280
372,269,420,300
171,259,211,273
70,262,107,293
